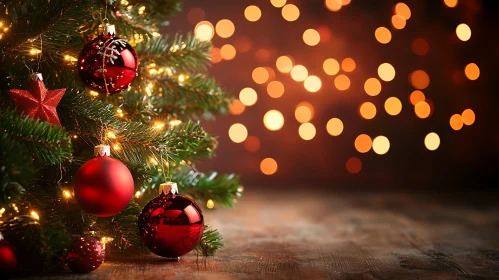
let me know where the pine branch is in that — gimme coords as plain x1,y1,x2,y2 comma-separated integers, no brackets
174,169,243,208
0,137,32,205
0,109,73,165
137,34,212,74
195,225,224,257
111,0,183,34
58,90,217,166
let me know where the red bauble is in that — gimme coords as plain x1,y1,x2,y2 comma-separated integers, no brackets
138,182,204,259
8,73,66,125
0,236,17,273
78,25,139,94
73,145,134,217
67,237,105,273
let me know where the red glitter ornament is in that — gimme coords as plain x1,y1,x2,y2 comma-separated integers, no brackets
0,233,17,273
67,237,105,273
73,145,134,217
78,25,139,94
138,182,204,259
8,73,66,125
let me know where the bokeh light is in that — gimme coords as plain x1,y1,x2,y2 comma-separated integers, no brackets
464,63,480,80
282,4,300,21
378,63,396,82
291,65,308,82
411,38,429,56
304,75,322,93
260,158,278,175
245,5,262,22
303,29,321,46
276,56,293,73
384,97,402,116
229,99,246,115
299,122,316,140
391,15,406,29
194,21,214,41
252,67,269,84
323,58,340,76
295,102,315,123
355,134,372,153
372,136,390,155
326,118,344,136
267,81,285,98
270,0,287,8
341,58,356,72
364,78,382,96
424,132,440,151
239,87,258,106
409,90,425,105
255,48,271,63
409,70,430,89
244,136,260,152
395,2,411,20
456,23,471,41
346,157,362,174
234,36,252,53
215,19,235,38
414,101,431,119
334,74,351,91
449,114,463,131
461,109,475,125
375,27,392,44
228,123,248,143
210,47,222,63
359,102,377,120
220,44,236,60
325,0,342,12
264,110,285,131
444,0,458,8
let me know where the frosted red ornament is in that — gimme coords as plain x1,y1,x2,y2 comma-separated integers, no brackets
78,25,139,94
138,182,204,260
73,145,134,217
67,237,105,273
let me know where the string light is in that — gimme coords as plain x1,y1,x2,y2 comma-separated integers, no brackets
30,48,42,55
169,119,182,126
153,121,165,130
12,204,18,212
64,55,78,62
107,131,117,139
206,199,215,209
31,210,40,220
89,90,99,97
113,143,121,150
135,191,141,198
0,208,5,217
63,189,72,198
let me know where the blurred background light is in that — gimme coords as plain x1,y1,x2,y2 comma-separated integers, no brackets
264,110,285,131
267,81,285,98
341,58,356,72
194,21,214,41
355,134,372,153
282,4,300,21
291,65,308,81
303,29,321,46
462,109,475,125
326,118,344,136
360,102,377,120
260,158,278,175
414,101,431,119
215,19,235,38
323,58,340,75
334,74,351,91
299,122,316,140
229,123,248,143
450,114,463,131
384,97,402,116
245,5,262,22
372,136,390,155
375,27,392,44
424,132,440,151
346,157,362,174
364,78,382,96
295,102,315,123
239,87,258,106
456,23,471,41
378,63,396,81
304,75,322,92
276,56,293,73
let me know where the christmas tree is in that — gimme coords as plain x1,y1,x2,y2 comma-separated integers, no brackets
0,0,241,273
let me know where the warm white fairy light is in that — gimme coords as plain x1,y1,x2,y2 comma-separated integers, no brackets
63,189,72,198
206,199,215,209
169,119,182,126
31,210,40,220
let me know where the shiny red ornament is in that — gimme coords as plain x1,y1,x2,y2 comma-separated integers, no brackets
78,25,139,94
8,73,65,125
73,145,134,217
67,237,105,273
138,182,204,259
0,234,17,273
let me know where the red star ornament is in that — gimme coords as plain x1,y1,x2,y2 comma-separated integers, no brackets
8,73,66,125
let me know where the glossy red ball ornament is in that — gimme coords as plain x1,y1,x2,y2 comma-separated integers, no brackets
73,145,134,217
138,182,204,259
0,234,17,273
78,25,139,94
67,237,105,273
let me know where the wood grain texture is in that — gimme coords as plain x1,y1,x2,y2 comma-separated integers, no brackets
17,189,499,280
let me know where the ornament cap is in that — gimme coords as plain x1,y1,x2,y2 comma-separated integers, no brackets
29,72,43,81
159,182,178,195
94,145,111,157
104,24,116,36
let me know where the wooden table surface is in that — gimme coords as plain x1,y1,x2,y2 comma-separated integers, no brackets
19,189,499,280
